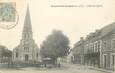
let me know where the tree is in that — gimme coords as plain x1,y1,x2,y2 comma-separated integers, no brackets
3,49,12,57
40,30,70,63
0,45,7,58
0,46,12,58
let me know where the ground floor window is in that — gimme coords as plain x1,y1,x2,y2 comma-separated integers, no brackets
111,54,115,65
103,54,107,68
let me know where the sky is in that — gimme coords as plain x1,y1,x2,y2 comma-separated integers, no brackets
0,0,115,50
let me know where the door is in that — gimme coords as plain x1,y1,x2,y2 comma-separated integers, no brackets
25,54,29,61
111,54,115,70
104,55,107,68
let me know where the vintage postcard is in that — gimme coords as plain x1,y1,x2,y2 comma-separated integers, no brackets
0,0,115,73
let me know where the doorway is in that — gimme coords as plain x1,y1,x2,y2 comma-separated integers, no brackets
25,54,29,61
104,55,107,68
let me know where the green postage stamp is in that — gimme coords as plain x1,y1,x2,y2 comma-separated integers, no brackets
0,2,18,29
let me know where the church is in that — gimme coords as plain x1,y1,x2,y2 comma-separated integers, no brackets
13,6,40,64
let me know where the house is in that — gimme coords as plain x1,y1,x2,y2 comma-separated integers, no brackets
73,22,115,70
73,37,84,64
67,49,74,63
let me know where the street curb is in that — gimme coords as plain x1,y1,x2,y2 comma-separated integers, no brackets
88,67,114,73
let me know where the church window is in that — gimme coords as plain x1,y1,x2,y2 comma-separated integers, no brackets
16,52,18,58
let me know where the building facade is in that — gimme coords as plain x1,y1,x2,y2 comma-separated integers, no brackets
99,24,115,70
67,49,74,63
84,32,101,67
73,37,84,64
73,22,115,70
13,6,40,64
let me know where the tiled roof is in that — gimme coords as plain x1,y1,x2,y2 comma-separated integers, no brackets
100,22,115,38
74,22,115,47
85,22,115,40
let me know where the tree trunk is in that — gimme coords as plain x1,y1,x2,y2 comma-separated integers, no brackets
52,57,57,66
8,57,10,68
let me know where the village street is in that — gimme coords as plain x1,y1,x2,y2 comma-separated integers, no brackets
0,63,113,73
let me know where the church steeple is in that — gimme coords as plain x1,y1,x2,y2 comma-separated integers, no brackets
13,4,40,63
22,5,33,40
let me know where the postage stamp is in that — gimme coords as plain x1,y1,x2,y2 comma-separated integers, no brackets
0,2,19,29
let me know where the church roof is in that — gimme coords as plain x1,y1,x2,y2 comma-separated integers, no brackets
22,5,33,39
13,5,39,51
14,45,20,51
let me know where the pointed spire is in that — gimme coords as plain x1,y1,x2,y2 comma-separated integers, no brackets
22,5,33,40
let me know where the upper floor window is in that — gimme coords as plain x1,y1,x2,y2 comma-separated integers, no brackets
112,40,115,49
90,43,93,53
98,40,101,52
94,41,98,52
86,44,90,53
95,42,98,52
84,45,88,54
103,41,107,49
92,43,94,52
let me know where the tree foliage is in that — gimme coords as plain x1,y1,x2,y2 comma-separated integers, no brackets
0,45,12,57
40,30,70,59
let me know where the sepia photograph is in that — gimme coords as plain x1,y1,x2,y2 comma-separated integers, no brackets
0,0,115,73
